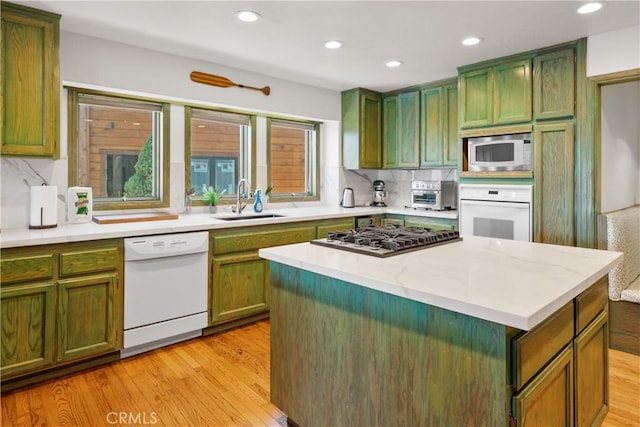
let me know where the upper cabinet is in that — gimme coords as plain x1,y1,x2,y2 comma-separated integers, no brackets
342,88,382,169
383,91,420,168
1,2,61,158
420,82,458,167
533,48,575,120
459,58,532,129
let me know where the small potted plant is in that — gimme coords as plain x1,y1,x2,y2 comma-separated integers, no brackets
264,185,273,206
202,184,226,213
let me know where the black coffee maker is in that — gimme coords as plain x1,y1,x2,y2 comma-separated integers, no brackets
372,180,387,207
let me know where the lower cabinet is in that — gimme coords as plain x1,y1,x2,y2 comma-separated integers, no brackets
208,218,355,331
0,282,56,378
513,344,574,427
382,214,458,231
211,252,269,324
0,240,123,389
510,277,609,427
57,273,118,362
574,310,609,427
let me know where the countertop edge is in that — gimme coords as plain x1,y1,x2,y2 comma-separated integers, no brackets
1,206,457,248
259,240,622,331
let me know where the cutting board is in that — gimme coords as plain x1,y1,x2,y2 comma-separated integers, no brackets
92,212,179,224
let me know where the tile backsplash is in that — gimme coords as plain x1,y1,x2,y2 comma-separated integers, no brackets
342,168,457,208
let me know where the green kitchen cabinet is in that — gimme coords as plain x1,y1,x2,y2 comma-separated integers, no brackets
459,58,532,129
209,223,317,329
0,240,123,389
512,276,608,427
316,218,355,238
382,96,399,168
212,252,269,324
0,281,56,378
533,121,575,246
342,88,383,169
420,82,458,167
1,2,60,158
533,48,575,120
512,344,574,427
402,216,457,231
396,91,420,168
383,92,420,169
56,273,118,362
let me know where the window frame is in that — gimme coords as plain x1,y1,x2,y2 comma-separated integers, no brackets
66,87,171,210
184,106,256,206
266,117,320,202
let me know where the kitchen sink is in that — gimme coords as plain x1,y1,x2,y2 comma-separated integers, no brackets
215,213,286,221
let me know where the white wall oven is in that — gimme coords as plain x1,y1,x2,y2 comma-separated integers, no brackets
459,184,533,242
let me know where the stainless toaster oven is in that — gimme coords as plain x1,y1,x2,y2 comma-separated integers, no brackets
411,180,457,211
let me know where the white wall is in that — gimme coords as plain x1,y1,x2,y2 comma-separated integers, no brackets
0,32,341,229
587,25,640,77
600,81,640,213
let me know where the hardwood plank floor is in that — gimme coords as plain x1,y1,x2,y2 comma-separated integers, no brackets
2,320,638,426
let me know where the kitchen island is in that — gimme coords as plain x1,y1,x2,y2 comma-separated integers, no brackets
259,236,622,426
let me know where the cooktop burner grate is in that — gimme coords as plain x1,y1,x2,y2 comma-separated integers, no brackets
311,225,461,257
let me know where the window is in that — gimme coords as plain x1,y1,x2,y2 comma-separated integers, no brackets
186,107,254,202
268,118,319,199
67,88,170,209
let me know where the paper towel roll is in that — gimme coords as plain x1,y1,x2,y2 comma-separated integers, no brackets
29,185,58,229
67,187,93,223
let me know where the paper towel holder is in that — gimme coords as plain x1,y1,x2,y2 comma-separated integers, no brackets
29,183,58,230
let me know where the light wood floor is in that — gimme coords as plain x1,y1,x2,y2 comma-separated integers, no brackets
2,320,639,426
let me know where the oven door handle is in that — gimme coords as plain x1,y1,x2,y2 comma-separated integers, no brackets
459,200,530,208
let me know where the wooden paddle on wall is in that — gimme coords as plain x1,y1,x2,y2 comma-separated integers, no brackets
190,71,271,96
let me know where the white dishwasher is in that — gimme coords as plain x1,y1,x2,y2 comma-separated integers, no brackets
123,231,209,358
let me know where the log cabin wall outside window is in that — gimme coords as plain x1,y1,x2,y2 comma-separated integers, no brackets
67,88,170,210
185,107,254,204
267,118,319,200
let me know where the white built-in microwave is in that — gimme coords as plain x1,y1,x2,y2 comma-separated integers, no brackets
468,133,531,171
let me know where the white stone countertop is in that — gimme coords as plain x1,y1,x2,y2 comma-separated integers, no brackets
259,236,622,330
0,205,456,248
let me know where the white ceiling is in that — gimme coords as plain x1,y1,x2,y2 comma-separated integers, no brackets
12,1,640,92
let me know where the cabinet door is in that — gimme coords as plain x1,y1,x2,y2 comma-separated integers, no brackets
420,87,444,167
1,282,55,378
211,252,269,325
57,273,118,362
533,121,575,245
513,344,574,427
534,48,575,120
574,310,608,427
443,83,459,166
493,59,532,125
397,91,420,168
459,68,493,128
382,96,398,168
1,3,60,157
359,93,382,169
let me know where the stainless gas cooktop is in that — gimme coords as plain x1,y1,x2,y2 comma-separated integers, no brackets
310,225,461,258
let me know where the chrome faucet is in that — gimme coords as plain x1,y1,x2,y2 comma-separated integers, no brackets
234,178,250,214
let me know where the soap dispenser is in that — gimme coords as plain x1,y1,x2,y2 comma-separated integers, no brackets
253,189,263,213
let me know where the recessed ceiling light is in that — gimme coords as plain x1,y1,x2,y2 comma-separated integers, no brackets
236,10,261,22
577,2,603,14
324,40,343,49
386,60,403,68
462,37,482,46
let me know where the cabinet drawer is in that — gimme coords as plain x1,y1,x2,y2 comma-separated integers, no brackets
512,301,574,389
317,220,355,238
0,254,54,284
212,226,316,255
60,248,119,277
575,276,608,335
